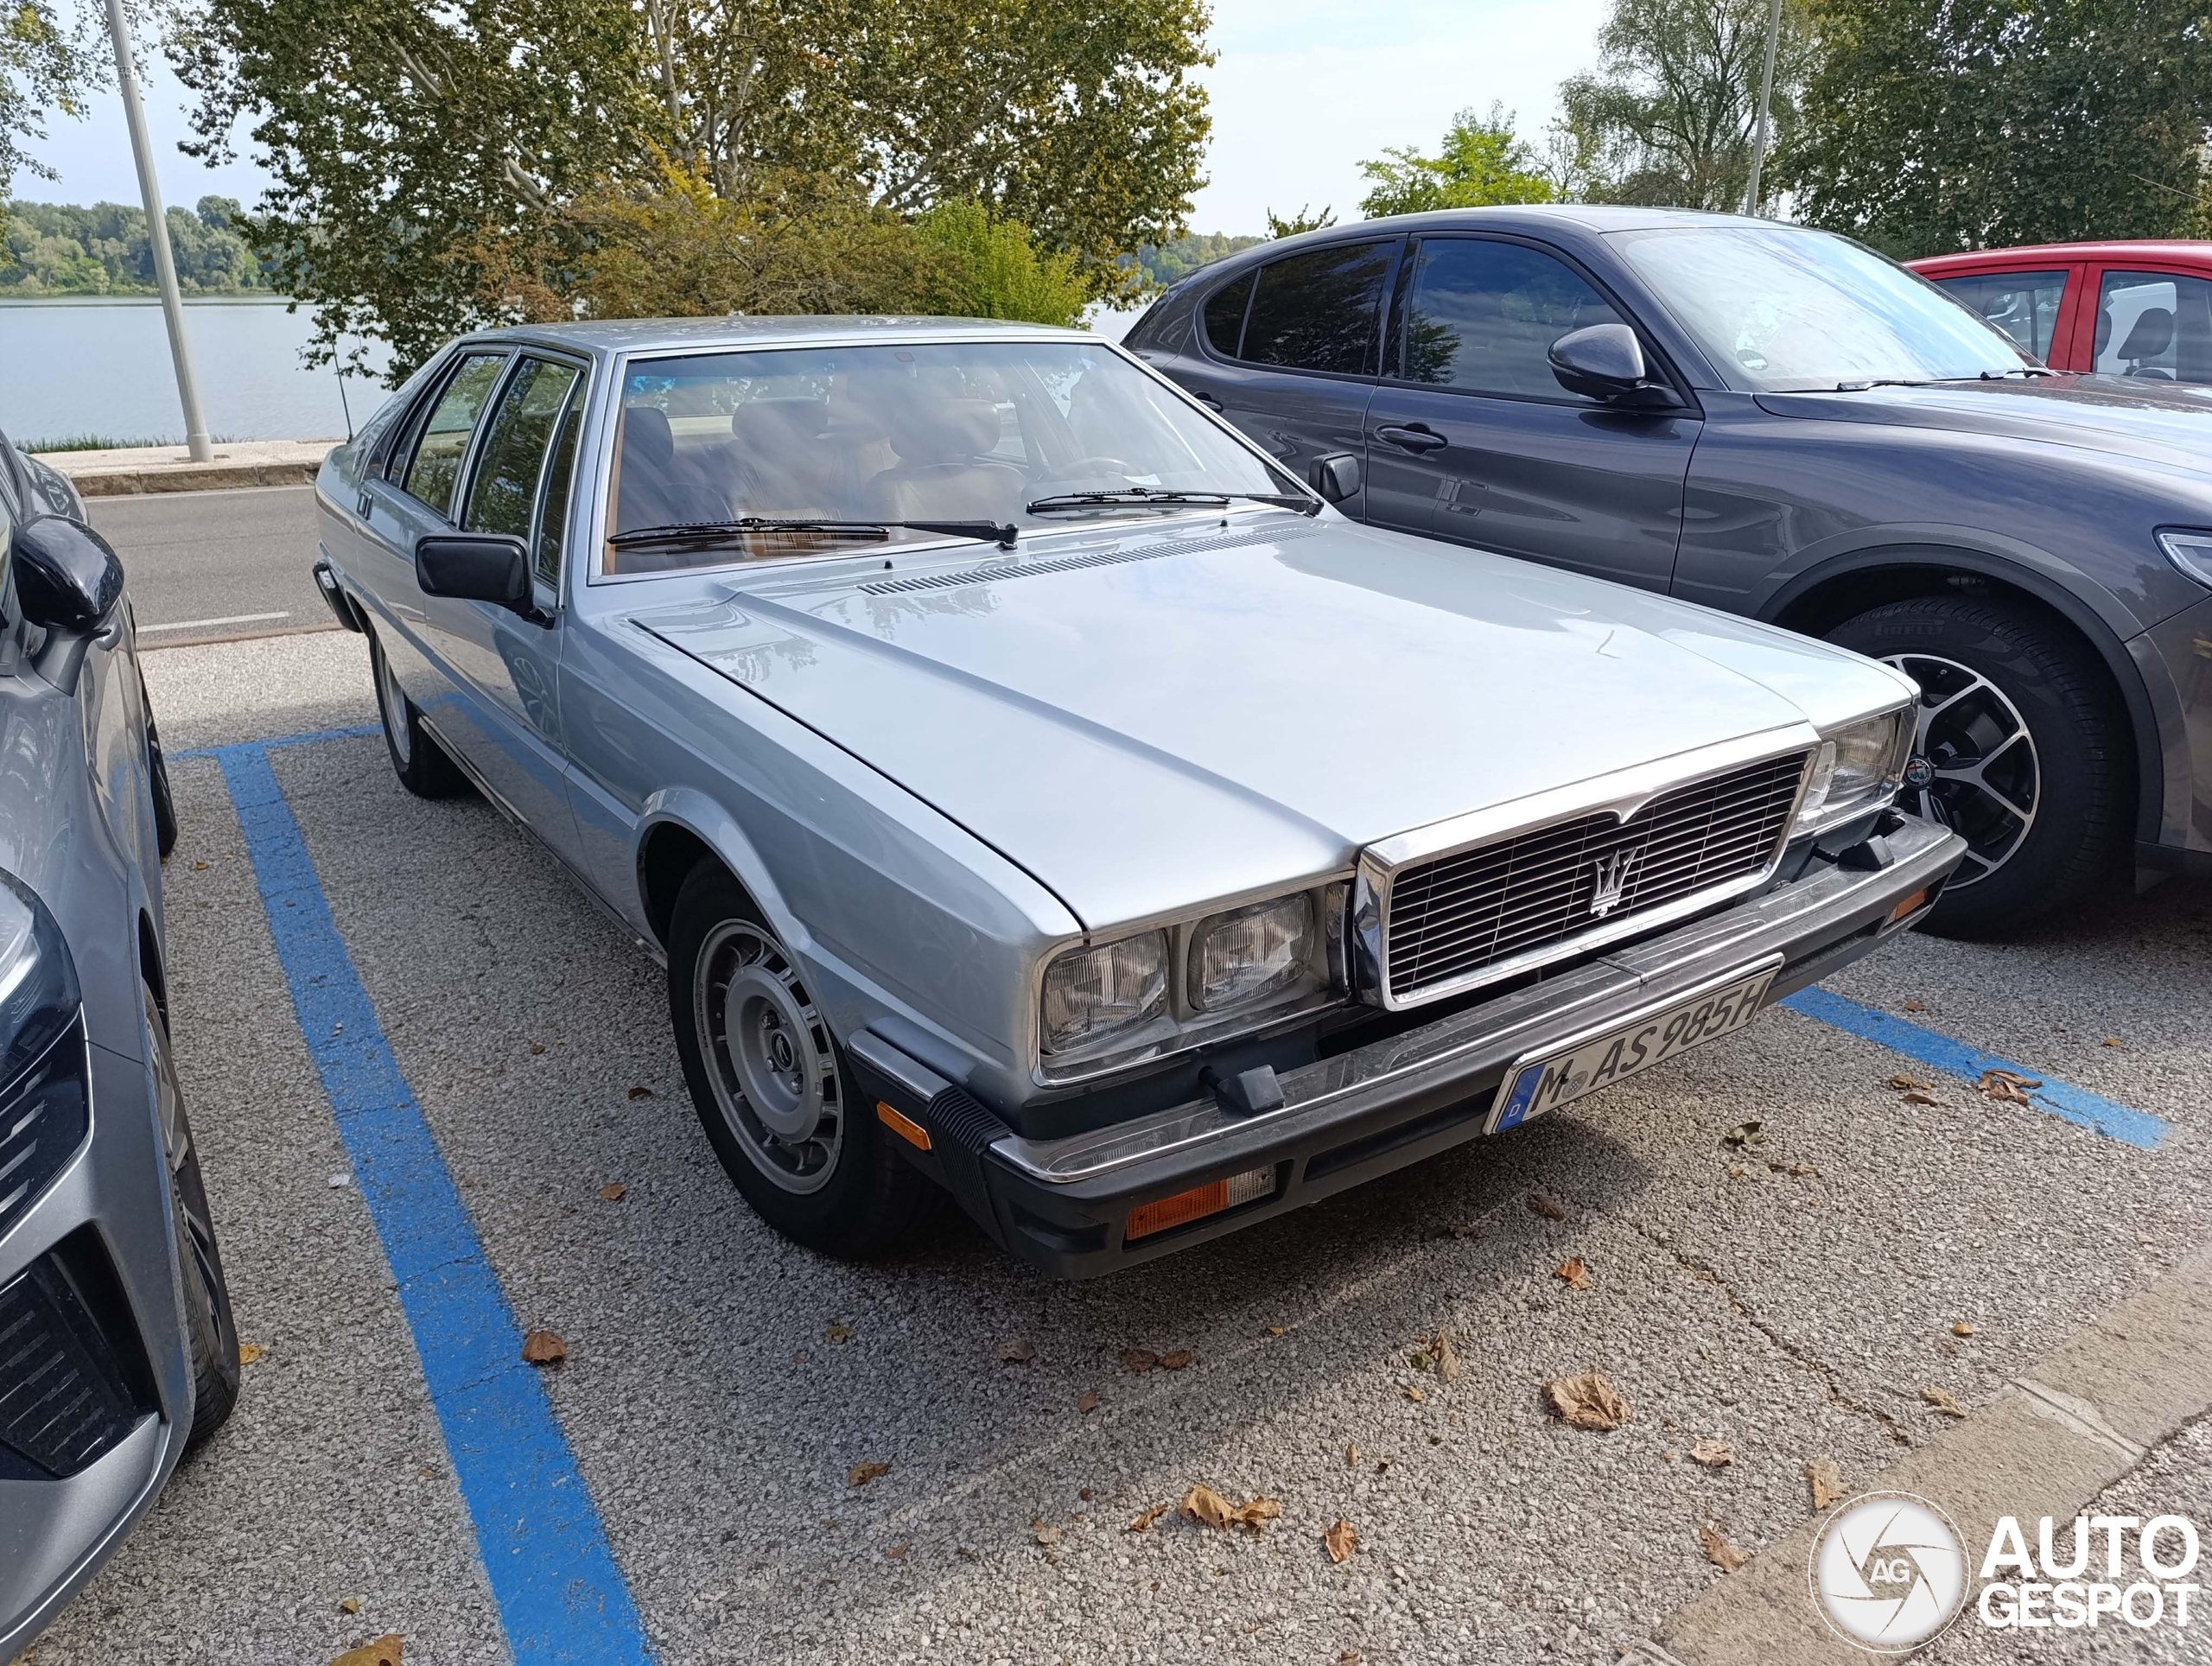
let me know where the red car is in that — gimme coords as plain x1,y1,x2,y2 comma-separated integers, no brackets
1910,241,2212,383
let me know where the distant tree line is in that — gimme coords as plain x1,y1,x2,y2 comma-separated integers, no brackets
1,196,277,294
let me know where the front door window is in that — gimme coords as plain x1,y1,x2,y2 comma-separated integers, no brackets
1930,270,2067,361
1395,238,1627,400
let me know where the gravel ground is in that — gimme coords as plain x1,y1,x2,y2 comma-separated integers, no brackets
22,631,2212,1665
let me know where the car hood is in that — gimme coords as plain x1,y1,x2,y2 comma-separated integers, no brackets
1756,373,2212,473
635,514,1910,929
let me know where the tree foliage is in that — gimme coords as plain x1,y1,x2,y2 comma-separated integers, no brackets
1122,230,1262,289
1786,0,2212,258
3,194,275,290
172,0,1211,377
1357,104,1554,218
2,0,114,237
1265,204,1335,238
912,197,1090,326
1558,0,1814,213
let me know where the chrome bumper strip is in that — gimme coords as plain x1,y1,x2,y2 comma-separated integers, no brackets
991,817,1965,1185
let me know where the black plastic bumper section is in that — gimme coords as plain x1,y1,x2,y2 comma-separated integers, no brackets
0,1230,158,1480
311,560,365,633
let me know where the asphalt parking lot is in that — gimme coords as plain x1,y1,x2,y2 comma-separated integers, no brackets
22,622,2212,1666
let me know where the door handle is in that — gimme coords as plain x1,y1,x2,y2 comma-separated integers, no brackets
1192,389,1224,412
356,488,374,521
1375,423,1447,454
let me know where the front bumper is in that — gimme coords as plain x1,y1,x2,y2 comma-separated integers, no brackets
852,814,1967,1279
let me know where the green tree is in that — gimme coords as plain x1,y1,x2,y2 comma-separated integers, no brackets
172,0,1212,378
913,197,1090,326
2,0,111,240
1787,0,2212,258
1557,0,1815,213
1121,230,1263,289
1356,103,1554,218
1265,204,1335,237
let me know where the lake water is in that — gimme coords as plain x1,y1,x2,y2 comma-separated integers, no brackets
2,297,392,448
0,296,1141,449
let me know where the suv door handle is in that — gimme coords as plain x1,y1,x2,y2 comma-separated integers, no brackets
1191,389,1224,411
1375,423,1446,453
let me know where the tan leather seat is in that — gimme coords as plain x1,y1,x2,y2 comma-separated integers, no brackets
728,397,836,513
863,396,1024,521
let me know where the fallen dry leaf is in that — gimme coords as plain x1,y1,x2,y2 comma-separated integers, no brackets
1079,1487,1092,1501
1554,1256,1592,1291
2104,1036,2121,1047
1807,1457,1847,1510
1180,1484,1280,1532
191,860,210,871
1528,1190,1568,1220
1922,1385,1967,1418
1546,1371,1630,1432
826,1323,854,1345
1951,1321,1976,1338
1032,1518,1063,1548
1440,1219,1480,1240
1409,1348,1434,1372
598,1183,626,1203
1127,1503,1170,1533
1699,1526,1749,1573
1728,1163,1748,1178
1433,1330,1462,1382
626,1084,653,1099
1768,1160,1819,1177
1901,1091,1939,1106
1887,1073,1931,1091
887,1543,908,1560
1324,1518,1357,1564
237,1342,264,1366
519,1331,565,1369
1077,1389,1100,1414
1266,1325,1286,1335
529,1043,546,1055
330,1639,403,1666
1120,1347,1158,1374
1722,1121,1764,1148
1160,1348,1195,1370
1977,1068,2042,1105
338,1597,361,1615
1345,1442,1359,1466
848,1460,891,1487
1902,999,1928,1013
1689,1438,1734,1468
998,1338,1035,1364
1405,1385,1427,1403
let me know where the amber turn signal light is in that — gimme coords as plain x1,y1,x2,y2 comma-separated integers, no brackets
1125,1167,1273,1242
875,1102,931,1150
1890,887,1932,922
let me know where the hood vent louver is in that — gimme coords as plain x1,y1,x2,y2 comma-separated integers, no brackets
857,525,1317,596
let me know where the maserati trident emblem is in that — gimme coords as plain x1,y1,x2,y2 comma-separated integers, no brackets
1588,844,1647,918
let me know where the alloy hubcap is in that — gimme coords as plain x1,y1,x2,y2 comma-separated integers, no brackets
694,920,842,1192
377,648,412,766
1882,652,2039,890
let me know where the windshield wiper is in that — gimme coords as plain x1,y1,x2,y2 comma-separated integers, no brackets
607,517,1018,550
1833,378,1935,391
1025,487,1317,515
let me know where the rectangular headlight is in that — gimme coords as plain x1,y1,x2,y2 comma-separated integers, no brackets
1040,932,1167,1056
1188,893,1316,1012
1796,709,1912,833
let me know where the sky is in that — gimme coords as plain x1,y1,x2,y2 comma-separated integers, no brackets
23,0,1612,238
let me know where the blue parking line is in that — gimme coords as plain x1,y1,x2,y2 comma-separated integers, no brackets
168,723,379,764
1781,987,2168,1149
213,740,653,1666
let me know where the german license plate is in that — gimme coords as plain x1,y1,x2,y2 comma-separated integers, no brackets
1486,960,1780,1135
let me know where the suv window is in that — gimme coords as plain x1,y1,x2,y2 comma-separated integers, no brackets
461,357,583,539
1932,270,2067,360
1202,271,1255,357
400,352,506,517
1397,238,1625,398
2094,269,2212,383
1239,240,1395,376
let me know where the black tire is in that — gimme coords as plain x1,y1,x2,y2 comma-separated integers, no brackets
1826,595,2130,936
145,712,179,861
368,627,467,799
145,986,239,1447
666,860,932,1258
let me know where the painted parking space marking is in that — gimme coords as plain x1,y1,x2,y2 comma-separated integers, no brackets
169,722,378,764
211,738,653,1666
1781,987,2169,1149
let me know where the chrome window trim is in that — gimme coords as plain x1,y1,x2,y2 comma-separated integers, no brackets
1352,726,1821,1013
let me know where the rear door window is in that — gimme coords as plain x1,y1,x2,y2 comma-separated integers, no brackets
399,352,507,517
1395,238,1628,400
2094,270,2212,383
1931,270,2067,360
1238,240,1396,376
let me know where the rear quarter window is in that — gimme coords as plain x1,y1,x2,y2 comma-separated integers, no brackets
1238,241,1396,377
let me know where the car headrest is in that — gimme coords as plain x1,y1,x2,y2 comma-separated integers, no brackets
730,397,830,454
620,404,675,467
883,396,1002,466
2119,307,2174,361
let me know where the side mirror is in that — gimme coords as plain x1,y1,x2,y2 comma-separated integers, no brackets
1548,323,1678,408
1308,451,1361,503
415,534,547,624
13,516,125,694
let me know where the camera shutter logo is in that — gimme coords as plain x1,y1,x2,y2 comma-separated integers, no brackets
1808,1491,1968,1652
1588,843,1647,918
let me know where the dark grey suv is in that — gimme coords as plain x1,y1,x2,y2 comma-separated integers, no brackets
1126,206,2212,932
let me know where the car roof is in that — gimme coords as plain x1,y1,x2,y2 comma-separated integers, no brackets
449,315,1096,357
1910,241,2212,271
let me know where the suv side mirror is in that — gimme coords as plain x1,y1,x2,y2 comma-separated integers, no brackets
1308,451,1361,503
415,534,549,625
13,516,125,694
1548,324,1679,408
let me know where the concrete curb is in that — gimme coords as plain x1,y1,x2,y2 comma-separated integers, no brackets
33,440,339,498
65,461,324,497
1648,1241,2212,1664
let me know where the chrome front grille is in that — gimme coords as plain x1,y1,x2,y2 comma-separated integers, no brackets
1382,750,1810,1001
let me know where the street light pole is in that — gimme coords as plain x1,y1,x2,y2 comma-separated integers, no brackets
103,0,212,461
1741,0,1784,218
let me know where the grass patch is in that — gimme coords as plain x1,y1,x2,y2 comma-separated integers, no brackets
23,432,249,453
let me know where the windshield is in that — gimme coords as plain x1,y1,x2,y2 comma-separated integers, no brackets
604,340,1294,573
1611,225,2031,391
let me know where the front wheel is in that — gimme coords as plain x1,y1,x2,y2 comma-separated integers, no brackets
666,861,931,1258
1826,595,2129,936
146,987,238,1447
